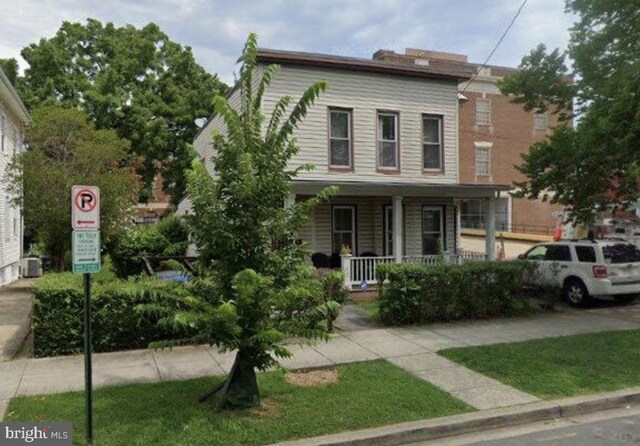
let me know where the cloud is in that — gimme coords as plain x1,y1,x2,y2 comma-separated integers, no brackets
0,0,575,82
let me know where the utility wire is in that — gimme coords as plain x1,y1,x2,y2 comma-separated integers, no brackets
461,0,529,94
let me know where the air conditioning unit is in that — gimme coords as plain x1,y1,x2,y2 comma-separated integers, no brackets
21,257,43,278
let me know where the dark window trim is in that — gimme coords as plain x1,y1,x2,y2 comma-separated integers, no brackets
421,204,446,255
421,113,445,174
375,109,401,174
331,204,357,254
327,107,354,172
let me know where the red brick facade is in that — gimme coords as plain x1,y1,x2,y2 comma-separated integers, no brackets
374,49,564,234
134,174,175,224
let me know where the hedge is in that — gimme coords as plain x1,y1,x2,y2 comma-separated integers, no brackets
32,273,193,357
32,269,348,357
377,261,549,326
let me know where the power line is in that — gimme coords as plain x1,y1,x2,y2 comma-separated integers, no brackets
461,0,529,94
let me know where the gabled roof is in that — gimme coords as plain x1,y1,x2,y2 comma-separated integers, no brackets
0,68,30,125
256,48,474,83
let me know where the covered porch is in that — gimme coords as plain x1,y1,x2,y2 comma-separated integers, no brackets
290,180,510,287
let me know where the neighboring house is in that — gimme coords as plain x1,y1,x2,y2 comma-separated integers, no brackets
134,173,175,224
374,49,564,236
0,68,30,286
183,49,510,286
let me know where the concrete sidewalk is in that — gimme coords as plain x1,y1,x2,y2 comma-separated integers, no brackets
0,279,33,363
3,304,640,420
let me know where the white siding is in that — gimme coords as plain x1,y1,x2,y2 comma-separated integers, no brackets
193,64,460,185
261,65,459,184
0,104,24,286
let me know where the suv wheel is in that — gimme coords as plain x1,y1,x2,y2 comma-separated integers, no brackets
564,279,590,306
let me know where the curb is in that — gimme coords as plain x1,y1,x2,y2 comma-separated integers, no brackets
270,386,640,446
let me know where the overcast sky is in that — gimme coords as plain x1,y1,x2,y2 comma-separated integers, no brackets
2,0,574,84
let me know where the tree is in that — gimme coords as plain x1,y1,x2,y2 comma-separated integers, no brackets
498,0,640,224
5,106,140,270
13,19,228,203
141,34,338,409
0,58,19,84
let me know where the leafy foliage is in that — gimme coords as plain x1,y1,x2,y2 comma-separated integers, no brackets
11,19,228,202
109,214,189,277
4,106,139,270
498,1,640,224
377,261,549,326
142,33,337,409
31,272,193,357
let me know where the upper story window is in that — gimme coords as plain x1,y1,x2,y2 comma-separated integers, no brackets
476,99,491,125
475,143,491,176
534,112,548,130
328,108,352,169
422,115,443,171
377,111,399,170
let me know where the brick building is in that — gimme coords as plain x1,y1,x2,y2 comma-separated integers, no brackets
374,48,563,235
134,174,175,224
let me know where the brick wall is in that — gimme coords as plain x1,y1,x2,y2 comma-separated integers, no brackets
458,91,563,230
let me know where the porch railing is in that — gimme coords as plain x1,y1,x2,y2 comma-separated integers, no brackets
340,250,487,287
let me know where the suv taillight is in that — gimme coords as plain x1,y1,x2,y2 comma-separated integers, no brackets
593,265,608,278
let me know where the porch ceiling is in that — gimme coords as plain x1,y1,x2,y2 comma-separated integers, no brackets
292,179,511,198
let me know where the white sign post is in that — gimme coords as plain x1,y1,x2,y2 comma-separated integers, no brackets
71,185,100,444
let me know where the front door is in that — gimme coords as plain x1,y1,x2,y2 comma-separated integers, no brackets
422,206,444,255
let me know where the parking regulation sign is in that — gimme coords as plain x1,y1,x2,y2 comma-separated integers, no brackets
72,185,100,230
72,230,101,273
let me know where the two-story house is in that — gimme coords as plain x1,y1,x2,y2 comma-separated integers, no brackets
182,49,509,286
0,68,30,286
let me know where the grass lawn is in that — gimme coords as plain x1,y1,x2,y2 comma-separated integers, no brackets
440,329,640,400
5,360,471,446
355,299,379,321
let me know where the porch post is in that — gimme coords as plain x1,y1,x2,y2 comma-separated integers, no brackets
485,196,496,261
393,195,403,263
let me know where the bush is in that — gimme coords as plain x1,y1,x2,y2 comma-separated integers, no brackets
109,214,190,278
32,273,193,357
321,270,350,305
377,261,547,326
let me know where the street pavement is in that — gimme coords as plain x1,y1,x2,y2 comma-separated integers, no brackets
408,406,640,446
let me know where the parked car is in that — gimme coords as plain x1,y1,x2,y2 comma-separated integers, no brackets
518,240,640,306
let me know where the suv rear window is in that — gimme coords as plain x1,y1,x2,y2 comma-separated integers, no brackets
575,246,596,263
602,244,640,264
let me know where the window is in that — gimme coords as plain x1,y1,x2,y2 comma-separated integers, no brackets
377,112,398,170
476,99,491,125
12,126,18,155
575,246,596,263
602,244,640,264
332,206,356,254
0,115,5,152
422,206,444,255
534,112,548,130
545,245,571,262
460,198,509,231
476,146,490,176
329,108,352,168
422,115,442,170
525,245,547,260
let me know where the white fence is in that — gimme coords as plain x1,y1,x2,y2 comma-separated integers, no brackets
341,251,487,287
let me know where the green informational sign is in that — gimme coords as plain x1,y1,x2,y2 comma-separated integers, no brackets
72,230,101,274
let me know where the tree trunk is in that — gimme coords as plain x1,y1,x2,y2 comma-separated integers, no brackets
200,349,260,409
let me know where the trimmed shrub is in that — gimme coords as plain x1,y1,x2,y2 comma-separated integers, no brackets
32,273,192,357
377,261,546,326
321,270,350,305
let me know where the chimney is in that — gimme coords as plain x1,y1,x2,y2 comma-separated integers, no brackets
405,48,468,64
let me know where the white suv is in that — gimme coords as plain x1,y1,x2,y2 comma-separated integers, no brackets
519,240,640,306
